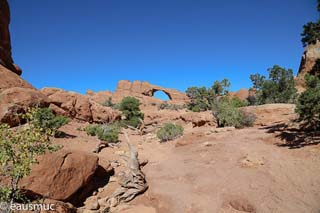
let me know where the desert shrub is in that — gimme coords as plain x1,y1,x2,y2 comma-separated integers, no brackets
157,123,184,142
247,95,257,106
158,102,184,111
186,79,230,112
230,97,248,108
96,123,120,143
296,74,320,131
32,107,69,137
85,124,100,136
119,97,144,128
85,123,120,143
212,97,242,128
102,97,115,108
0,108,60,204
249,65,297,104
239,110,257,127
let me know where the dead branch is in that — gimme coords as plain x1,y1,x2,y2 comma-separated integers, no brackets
104,131,148,209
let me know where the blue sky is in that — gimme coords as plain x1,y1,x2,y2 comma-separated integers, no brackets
9,0,318,99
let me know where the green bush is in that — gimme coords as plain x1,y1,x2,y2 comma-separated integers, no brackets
157,123,184,142
230,97,248,108
31,107,69,137
301,20,320,47
212,97,256,128
85,123,120,143
0,108,60,203
186,79,230,112
249,65,297,104
119,97,144,128
85,124,100,136
296,74,320,131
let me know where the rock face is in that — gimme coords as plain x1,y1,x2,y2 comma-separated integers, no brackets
241,104,297,126
41,88,121,123
230,88,249,101
20,150,99,206
0,64,33,92
0,87,50,126
0,0,21,75
296,41,320,92
113,80,189,104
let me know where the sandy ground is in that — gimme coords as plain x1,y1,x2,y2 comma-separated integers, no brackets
54,120,320,213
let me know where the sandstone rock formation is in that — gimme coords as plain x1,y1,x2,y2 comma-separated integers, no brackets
296,41,320,92
41,87,121,123
0,64,32,92
230,88,249,101
0,87,50,126
113,80,189,104
241,104,297,126
0,0,21,75
20,150,99,206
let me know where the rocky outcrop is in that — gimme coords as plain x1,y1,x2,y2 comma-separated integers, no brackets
113,80,189,104
41,88,121,123
20,150,99,206
0,0,21,75
241,104,297,126
0,87,50,126
230,88,249,101
86,89,113,104
296,41,320,92
0,64,32,92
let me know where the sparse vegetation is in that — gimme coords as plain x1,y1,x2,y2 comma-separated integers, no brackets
119,97,144,128
0,108,61,204
158,102,185,111
212,97,256,128
186,79,230,112
32,107,69,137
102,97,115,108
296,74,320,131
85,123,121,143
249,65,297,105
157,123,184,142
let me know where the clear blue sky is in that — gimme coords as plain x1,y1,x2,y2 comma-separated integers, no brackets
9,0,318,97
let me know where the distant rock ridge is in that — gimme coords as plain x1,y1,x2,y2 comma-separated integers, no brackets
0,0,21,75
87,80,190,105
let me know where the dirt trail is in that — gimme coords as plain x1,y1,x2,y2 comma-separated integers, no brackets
138,128,320,213
55,122,320,213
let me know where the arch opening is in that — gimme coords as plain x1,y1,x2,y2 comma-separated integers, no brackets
153,90,171,101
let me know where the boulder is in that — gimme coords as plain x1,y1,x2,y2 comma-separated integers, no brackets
86,89,113,104
41,87,121,123
231,88,249,101
0,87,50,126
20,150,99,206
90,100,121,123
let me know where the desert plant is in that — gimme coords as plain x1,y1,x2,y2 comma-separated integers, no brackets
296,74,320,131
85,124,100,136
32,107,69,137
186,79,231,112
0,108,60,205
85,123,120,143
230,97,248,108
102,97,115,108
249,65,297,104
158,102,184,111
239,110,257,127
157,123,184,142
212,97,242,128
119,97,144,128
